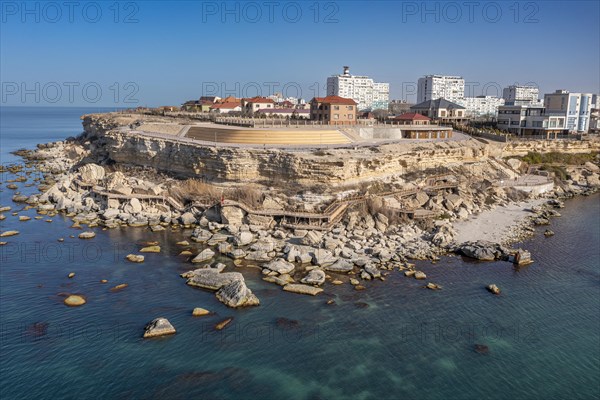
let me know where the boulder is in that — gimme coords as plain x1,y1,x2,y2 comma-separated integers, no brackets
283,283,323,296
301,231,323,246
126,254,145,263
414,271,427,280
301,269,326,286
216,279,260,308
192,248,215,263
364,264,381,279
143,317,176,338
64,295,86,307
487,284,501,295
78,231,96,239
192,307,210,316
183,269,243,290
180,212,197,225
221,206,244,226
233,231,254,246
311,249,337,267
78,164,105,182
323,259,353,273
191,228,212,243
458,241,507,261
263,258,295,275
140,245,160,253
129,198,142,214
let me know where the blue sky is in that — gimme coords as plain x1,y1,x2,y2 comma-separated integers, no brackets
1,0,599,106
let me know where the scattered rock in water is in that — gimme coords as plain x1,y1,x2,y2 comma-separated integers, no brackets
404,270,416,277
425,282,442,290
177,240,190,246
143,317,176,338
140,245,160,253
283,283,323,296
78,231,96,239
192,307,210,317
179,250,193,256
68,272,75,279
0,230,19,237
354,285,366,291
414,271,427,280
544,229,555,237
262,258,295,275
354,301,369,309
183,269,243,290
64,295,86,307
216,279,260,308
326,299,336,305
474,344,490,354
192,248,215,263
486,284,501,295
126,254,145,263
275,317,300,330
0,242,7,246
512,249,533,266
100,279,108,284
110,283,128,292
215,317,233,330
300,269,326,286
349,278,360,286
458,241,508,261
18,216,31,221
58,238,64,242
331,280,343,285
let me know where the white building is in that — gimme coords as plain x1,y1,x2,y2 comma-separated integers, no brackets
543,90,592,133
497,104,566,136
502,85,541,105
417,75,465,103
326,66,390,111
455,96,505,118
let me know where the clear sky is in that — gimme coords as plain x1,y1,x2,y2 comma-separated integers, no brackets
1,0,599,106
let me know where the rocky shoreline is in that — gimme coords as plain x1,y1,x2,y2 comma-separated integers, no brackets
1,128,599,330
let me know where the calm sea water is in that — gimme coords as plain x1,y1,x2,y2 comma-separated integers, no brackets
1,107,599,400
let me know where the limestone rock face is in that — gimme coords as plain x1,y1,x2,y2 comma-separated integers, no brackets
311,249,337,267
143,317,176,338
78,163,105,182
300,269,326,285
216,279,260,308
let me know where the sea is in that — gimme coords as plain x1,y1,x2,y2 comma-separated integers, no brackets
0,106,599,400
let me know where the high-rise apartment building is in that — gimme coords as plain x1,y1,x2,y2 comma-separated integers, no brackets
417,75,465,103
326,66,390,111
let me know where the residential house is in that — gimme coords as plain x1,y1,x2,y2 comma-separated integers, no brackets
310,95,357,125
410,98,468,123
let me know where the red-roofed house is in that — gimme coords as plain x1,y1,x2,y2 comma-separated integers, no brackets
393,112,431,125
310,96,357,125
242,97,275,115
210,102,242,114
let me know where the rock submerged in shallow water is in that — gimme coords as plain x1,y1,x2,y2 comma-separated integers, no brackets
140,245,160,253
0,230,20,237
487,284,501,295
68,272,75,279
215,317,233,330
474,344,489,354
143,317,176,338
544,229,555,237
216,279,260,308
126,254,145,263
425,282,442,290
283,283,323,296
78,231,96,239
64,295,86,307
111,283,128,292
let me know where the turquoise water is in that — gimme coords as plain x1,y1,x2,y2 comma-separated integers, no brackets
1,107,599,399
